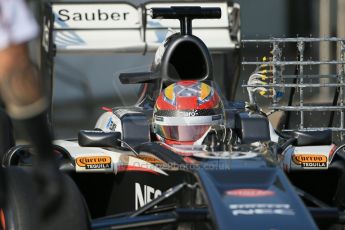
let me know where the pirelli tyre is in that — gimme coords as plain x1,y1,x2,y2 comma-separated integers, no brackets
1,167,90,230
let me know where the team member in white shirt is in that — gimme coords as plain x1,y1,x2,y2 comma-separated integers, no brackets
0,0,61,227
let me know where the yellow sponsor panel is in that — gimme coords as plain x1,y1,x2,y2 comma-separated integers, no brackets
292,154,327,165
76,156,112,167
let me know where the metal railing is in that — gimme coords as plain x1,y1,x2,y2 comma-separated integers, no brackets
242,37,345,137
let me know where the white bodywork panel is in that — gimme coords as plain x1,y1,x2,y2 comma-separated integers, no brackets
282,144,336,171
95,111,122,133
50,1,239,53
53,140,168,175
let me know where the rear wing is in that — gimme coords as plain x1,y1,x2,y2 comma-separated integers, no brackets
42,1,240,54
40,0,240,121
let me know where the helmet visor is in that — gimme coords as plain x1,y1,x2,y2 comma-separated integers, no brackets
156,125,210,142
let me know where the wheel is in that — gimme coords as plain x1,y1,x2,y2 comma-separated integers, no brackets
2,167,90,230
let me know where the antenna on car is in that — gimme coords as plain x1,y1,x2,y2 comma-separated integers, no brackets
150,6,221,35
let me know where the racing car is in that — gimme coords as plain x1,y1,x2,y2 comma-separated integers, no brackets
3,5,345,230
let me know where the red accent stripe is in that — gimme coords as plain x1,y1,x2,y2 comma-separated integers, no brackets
1,209,6,230
117,165,159,175
101,107,112,112
329,144,338,160
183,156,197,164
177,80,197,86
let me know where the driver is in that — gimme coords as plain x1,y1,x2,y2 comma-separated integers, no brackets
153,81,226,149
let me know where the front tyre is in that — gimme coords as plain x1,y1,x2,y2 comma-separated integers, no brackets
3,167,90,230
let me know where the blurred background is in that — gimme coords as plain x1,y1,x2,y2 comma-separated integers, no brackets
23,0,344,139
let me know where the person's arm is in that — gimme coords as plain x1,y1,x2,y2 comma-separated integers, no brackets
0,43,47,119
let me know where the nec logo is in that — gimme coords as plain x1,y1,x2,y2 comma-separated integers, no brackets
135,183,162,210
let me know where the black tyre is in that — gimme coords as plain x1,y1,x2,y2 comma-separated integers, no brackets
2,167,90,230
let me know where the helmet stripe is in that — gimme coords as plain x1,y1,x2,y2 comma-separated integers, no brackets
154,108,223,117
154,115,223,126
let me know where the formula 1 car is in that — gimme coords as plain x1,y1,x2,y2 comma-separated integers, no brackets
3,5,345,230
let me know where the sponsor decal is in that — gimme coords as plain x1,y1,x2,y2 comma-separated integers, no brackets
229,203,295,216
212,114,222,121
105,118,116,131
134,155,164,164
53,4,139,29
177,109,199,117
135,183,162,210
155,108,223,117
225,189,275,197
117,155,167,175
76,156,111,170
292,154,327,168
155,116,164,122
57,9,130,22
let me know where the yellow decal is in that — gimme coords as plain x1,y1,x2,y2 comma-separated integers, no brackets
164,84,175,101
292,154,327,168
76,156,111,167
200,83,211,100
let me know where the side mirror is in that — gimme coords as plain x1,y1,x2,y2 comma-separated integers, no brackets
235,112,271,144
78,130,121,148
119,72,159,84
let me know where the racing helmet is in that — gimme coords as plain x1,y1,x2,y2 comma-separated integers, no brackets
153,81,225,145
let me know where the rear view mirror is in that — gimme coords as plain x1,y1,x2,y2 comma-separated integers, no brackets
119,72,159,84
235,112,271,144
78,130,121,148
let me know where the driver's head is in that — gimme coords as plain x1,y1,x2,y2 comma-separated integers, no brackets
153,81,225,145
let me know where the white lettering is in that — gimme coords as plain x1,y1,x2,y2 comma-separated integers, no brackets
134,183,162,210
146,186,155,204
232,208,295,216
230,203,295,216
154,190,162,199
135,183,145,210
57,9,130,22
